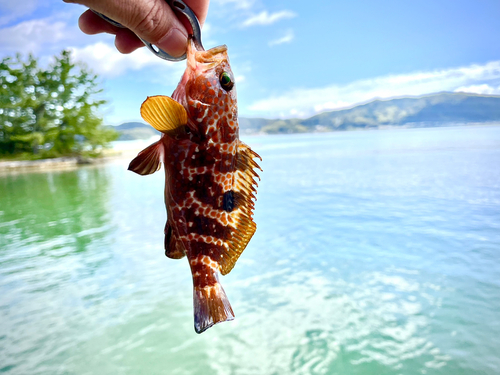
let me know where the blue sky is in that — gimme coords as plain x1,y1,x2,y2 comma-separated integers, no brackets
1,0,499,125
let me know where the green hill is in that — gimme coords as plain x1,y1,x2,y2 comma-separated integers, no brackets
300,92,500,131
241,92,500,134
113,122,160,140
113,92,500,139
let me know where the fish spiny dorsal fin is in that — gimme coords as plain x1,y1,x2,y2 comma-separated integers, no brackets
141,95,187,133
219,141,262,275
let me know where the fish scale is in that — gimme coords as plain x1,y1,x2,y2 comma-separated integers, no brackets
128,38,261,333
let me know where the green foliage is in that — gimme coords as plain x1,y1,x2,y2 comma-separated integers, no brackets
0,50,118,158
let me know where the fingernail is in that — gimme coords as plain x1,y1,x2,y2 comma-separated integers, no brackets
157,28,188,58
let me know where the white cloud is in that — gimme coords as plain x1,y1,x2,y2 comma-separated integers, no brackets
269,29,294,46
248,61,500,117
69,42,175,77
211,0,255,10
242,10,296,27
454,84,499,95
0,18,75,54
0,9,96,58
0,13,184,80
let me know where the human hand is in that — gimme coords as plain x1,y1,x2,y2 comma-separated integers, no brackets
64,0,209,57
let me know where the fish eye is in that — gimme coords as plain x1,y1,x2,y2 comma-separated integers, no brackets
219,71,234,91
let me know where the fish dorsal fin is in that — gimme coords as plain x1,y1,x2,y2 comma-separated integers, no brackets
141,95,187,133
219,141,262,275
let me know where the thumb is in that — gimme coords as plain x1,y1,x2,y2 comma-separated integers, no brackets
67,0,189,57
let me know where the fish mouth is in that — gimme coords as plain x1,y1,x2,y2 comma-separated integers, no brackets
187,37,228,70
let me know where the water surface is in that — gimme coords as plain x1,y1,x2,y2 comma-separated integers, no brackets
1,125,500,374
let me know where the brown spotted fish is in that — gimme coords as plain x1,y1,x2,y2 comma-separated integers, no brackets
128,38,261,333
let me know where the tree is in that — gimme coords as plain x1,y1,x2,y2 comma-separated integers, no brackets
0,50,118,158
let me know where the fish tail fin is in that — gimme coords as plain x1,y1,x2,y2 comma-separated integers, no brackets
192,270,234,334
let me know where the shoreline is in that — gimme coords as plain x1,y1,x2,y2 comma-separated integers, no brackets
0,155,114,174
0,150,141,174
2,122,499,173
0,137,156,174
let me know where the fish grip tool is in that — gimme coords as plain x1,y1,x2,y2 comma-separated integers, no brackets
91,0,204,61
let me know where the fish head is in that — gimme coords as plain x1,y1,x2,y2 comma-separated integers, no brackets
173,38,238,141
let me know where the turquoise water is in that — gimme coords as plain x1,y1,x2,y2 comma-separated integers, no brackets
1,125,500,374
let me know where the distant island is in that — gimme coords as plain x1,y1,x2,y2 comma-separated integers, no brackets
113,92,500,139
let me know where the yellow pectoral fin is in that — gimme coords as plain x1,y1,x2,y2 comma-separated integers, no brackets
141,95,188,133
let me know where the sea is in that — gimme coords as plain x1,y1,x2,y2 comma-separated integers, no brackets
1,125,499,375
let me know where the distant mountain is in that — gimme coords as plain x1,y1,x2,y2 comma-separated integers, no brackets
115,122,151,131
238,117,274,135
299,92,500,132
113,92,500,139
114,122,160,140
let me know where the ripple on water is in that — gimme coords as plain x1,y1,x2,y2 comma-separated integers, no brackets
201,265,450,375
1,127,500,374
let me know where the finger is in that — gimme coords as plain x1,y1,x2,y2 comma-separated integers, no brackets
78,9,119,35
115,28,147,54
67,0,189,57
79,9,145,53
172,0,210,38
183,0,210,27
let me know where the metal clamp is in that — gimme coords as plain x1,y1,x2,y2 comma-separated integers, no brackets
92,0,203,61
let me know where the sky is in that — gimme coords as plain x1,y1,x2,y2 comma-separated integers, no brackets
0,0,499,125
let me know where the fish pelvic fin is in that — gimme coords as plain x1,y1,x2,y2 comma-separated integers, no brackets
164,221,186,259
141,95,187,134
190,256,234,334
128,140,163,175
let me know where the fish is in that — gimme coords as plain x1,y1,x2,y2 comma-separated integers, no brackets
128,37,261,334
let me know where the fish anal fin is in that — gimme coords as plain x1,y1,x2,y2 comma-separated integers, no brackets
219,141,261,275
128,140,163,175
141,95,187,134
165,221,186,259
